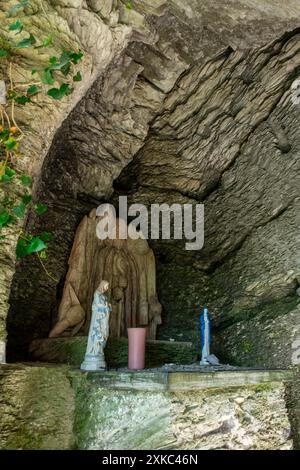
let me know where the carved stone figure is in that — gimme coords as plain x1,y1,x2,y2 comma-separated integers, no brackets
49,210,162,339
81,280,111,371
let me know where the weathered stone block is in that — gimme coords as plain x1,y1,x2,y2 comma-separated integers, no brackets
0,364,295,450
0,364,74,450
71,368,293,450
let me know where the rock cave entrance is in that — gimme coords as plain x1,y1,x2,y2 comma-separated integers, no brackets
6,30,300,371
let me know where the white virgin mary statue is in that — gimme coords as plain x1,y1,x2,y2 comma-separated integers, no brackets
80,280,111,371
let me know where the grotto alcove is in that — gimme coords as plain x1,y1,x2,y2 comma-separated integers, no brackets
2,0,300,452
5,27,300,372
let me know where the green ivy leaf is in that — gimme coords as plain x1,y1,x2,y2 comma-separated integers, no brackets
70,49,83,64
60,51,72,64
4,137,18,150
20,174,31,186
27,85,40,96
47,83,72,100
0,166,15,183
1,196,13,207
8,19,23,33
0,129,10,140
6,167,15,178
73,71,82,82
34,203,48,215
40,231,53,242
48,52,71,72
0,211,12,228
15,34,36,49
35,35,53,49
15,95,30,105
26,236,46,254
61,62,71,76
22,194,32,205
41,68,55,85
125,1,133,10
0,49,9,58
13,202,26,218
16,238,28,257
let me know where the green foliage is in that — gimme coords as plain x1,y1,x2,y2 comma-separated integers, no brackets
9,20,23,33
27,236,47,254
15,238,27,257
41,68,55,85
47,83,72,100
34,203,48,215
125,1,133,10
35,35,53,49
27,85,40,96
16,235,47,257
73,71,82,82
15,95,30,105
6,193,32,220
0,1,83,271
69,50,83,64
0,211,13,228
19,174,31,186
16,34,36,49
11,85,41,106
0,49,9,58
4,136,18,150
22,194,32,204
40,231,53,242
13,202,26,218
0,128,10,140
0,167,15,183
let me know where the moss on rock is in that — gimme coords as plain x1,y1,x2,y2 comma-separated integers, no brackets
0,364,75,450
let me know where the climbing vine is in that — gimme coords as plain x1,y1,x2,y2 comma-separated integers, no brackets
0,1,84,280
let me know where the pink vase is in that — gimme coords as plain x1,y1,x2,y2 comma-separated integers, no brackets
127,327,147,370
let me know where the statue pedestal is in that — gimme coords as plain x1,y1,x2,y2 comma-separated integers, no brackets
80,352,106,371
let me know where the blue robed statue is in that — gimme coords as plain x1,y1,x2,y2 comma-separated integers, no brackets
81,280,111,371
198,305,219,366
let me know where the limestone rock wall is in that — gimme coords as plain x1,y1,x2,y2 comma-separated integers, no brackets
5,1,300,364
115,29,300,368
